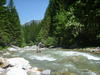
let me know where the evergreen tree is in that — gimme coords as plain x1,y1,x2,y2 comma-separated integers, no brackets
7,0,22,46
22,20,41,45
0,0,6,6
0,0,22,47
38,0,100,47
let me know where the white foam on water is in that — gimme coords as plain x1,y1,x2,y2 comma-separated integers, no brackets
29,55,56,61
81,71,97,75
65,64,97,75
55,51,100,60
3,52,10,55
65,64,75,67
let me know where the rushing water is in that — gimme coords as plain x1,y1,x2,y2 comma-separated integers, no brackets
0,49,100,75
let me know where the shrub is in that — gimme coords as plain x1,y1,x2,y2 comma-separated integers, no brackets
42,37,57,47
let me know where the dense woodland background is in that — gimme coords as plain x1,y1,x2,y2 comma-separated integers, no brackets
0,0,100,49
0,0,22,48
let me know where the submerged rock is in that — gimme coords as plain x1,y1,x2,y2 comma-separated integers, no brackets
42,69,51,75
27,67,42,75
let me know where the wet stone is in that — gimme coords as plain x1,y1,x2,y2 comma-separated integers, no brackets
0,58,9,68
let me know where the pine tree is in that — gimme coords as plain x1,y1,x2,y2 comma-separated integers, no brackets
38,0,100,47
0,0,23,47
7,0,22,46
0,0,6,6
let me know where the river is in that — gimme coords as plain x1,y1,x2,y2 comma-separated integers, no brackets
0,48,100,75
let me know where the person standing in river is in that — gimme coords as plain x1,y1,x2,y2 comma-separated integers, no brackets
36,42,43,53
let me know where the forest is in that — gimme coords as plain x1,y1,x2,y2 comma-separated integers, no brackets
0,0,22,48
0,0,100,49
0,0,100,75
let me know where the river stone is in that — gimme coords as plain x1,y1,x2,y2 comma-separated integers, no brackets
7,45,21,51
7,57,31,70
27,67,42,75
0,68,5,75
6,67,27,75
0,58,9,68
7,48,17,51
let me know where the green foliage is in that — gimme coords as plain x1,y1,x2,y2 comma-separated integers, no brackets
0,0,6,6
1,0,99,48
28,41,34,46
41,37,57,47
37,0,100,48
0,46,3,50
73,0,100,47
0,0,23,47
22,20,42,45
0,31,10,46
8,0,14,9
97,34,100,39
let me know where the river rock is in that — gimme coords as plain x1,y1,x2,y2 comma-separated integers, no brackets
0,68,5,75
7,57,31,70
5,67,27,75
27,67,42,75
7,45,21,51
0,57,9,68
0,57,51,75
7,48,18,51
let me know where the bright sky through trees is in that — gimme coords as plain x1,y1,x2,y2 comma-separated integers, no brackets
13,0,49,24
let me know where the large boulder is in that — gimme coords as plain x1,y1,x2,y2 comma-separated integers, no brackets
7,58,31,70
0,57,51,75
5,67,27,75
7,45,21,51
